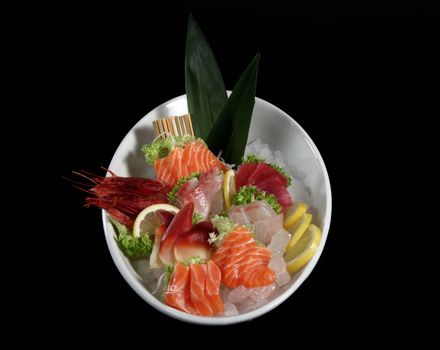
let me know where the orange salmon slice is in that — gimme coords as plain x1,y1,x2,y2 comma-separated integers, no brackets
212,226,276,288
155,141,226,187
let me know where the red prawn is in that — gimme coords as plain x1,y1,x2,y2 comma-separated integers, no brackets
69,168,171,228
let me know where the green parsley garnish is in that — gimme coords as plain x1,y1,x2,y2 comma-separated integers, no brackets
110,217,153,259
232,185,282,214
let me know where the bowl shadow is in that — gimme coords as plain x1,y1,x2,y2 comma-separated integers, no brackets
124,125,156,178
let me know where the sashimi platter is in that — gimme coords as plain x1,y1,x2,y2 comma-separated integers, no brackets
71,15,331,323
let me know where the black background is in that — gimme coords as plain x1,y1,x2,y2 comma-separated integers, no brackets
3,3,437,336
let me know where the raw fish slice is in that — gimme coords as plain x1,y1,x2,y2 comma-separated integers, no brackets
234,162,293,213
176,168,223,219
223,303,239,316
234,163,256,189
190,264,213,316
208,190,224,217
227,285,249,304
241,265,276,288
222,248,268,288
155,141,226,187
156,147,184,187
174,178,199,203
268,229,291,256
245,163,267,185
229,201,282,244
235,163,289,189
212,226,276,289
230,201,277,222
164,264,196,314
267,229,291,286
248,284,277,302
247,163,287,187
256,177,293,212
252,214,283,245
269,255,290,286
205,261,224,315
235,297,259,313
228,205,251,225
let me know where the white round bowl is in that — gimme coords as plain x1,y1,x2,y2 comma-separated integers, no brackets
103,94,332,325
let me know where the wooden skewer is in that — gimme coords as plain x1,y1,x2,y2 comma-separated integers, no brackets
153,114,194,139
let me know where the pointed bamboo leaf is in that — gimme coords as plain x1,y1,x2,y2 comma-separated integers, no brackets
185,14,227,139
206,53,260,165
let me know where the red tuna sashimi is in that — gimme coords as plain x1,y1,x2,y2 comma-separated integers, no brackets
235,163,293,213
256,176,293,212
235,163,289,189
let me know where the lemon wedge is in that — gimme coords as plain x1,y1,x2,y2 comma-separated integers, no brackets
223,169,236,210
133,204,180,238
285,224,321,274
283,202,308,229
285,213,312,252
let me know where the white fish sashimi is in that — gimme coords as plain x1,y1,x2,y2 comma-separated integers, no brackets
253,214,283,245
269,255,291,286
221,284,278,314
229,201,282,244
209,189,224,217
228,205,251,225
268,229,291,256
248,284,277,302
223,303,239,316
227,285,249,304
176,168,223,219
174,177,199,208
220,286,231,304
267,229,291,287
235,297,258,313
235,297,271,313
229,201,277,223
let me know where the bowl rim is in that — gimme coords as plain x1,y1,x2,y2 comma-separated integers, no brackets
102,94,332,325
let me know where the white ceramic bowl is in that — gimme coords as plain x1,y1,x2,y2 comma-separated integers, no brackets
103,94,332,325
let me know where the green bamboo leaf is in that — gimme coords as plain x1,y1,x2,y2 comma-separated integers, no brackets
206,54,260,165
185,14,227,139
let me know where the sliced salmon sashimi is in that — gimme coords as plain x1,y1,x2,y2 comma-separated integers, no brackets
164,263,196,314
155,141,226,187
211,226,276,288
205,260,224,315
164,261,224,316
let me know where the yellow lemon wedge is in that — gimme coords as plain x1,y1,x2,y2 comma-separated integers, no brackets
132,204,180,238
285,224,321,274
285,213,312,252
223,169,236,210
283,202,308,229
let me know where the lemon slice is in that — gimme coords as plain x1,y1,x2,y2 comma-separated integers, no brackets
223,169,236,210
133,204,180,238
285,224,321,274
285,213,312,252
283,202,308,229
